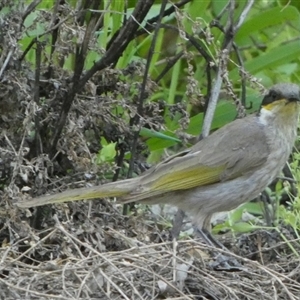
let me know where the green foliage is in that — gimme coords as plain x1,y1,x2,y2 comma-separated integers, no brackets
96,138,117,164
235,6,300,45
280,152,300,237
18,1,300,141
213,203,263,235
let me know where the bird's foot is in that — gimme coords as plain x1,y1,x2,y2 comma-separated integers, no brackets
209,253,244,271
195,227,244,271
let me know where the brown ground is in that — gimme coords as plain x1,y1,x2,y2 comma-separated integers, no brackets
2,195,300,299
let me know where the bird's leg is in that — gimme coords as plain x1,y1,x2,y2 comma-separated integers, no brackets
194,227,219,247
194,226,244,270
171,209,185,239
199,227,228,250
194,215,229,249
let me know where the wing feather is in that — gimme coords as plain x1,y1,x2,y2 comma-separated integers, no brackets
130,115,270,200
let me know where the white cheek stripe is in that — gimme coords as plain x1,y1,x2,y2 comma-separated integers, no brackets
258,107,274,126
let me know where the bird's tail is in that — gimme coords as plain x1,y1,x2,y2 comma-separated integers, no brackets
17,177,140,208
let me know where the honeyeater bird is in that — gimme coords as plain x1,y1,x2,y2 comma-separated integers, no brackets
18,83,300,236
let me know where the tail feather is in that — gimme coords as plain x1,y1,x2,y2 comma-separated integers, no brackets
17,177,140,208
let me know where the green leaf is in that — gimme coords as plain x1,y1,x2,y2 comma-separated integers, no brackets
140,128,181,143
97,139,117,163
236,6,300,45
111,0,124,37
228,208,244,224
184,1,210,32
85,51,101,69
230,222,261,233
146,137,177,152
230,40,300,80
238,202,264,216
186,101,236,136
23,11,46,37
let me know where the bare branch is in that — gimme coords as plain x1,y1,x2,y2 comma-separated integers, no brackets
79,0,155,87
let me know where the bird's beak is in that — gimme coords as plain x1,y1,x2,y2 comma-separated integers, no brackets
289,97,300,102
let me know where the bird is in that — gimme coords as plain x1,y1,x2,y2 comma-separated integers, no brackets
18,83,300,240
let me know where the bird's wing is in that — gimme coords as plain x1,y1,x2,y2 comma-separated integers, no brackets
190,115,270,181
132,116,270,198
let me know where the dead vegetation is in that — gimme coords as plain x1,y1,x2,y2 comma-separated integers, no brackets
0,1,300,299
2,202,300,299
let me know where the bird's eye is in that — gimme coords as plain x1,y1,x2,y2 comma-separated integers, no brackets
269,91,278,100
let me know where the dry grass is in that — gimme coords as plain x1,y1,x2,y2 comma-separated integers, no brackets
1,201,300,300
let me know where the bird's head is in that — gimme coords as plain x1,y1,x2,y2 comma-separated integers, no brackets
259,83,300,125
